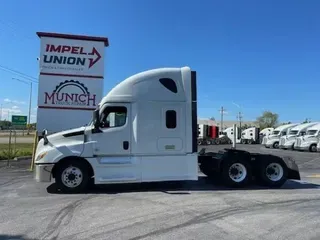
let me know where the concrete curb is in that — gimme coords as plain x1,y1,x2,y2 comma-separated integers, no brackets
13,156,32,161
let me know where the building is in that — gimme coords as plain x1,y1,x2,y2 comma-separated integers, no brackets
198,118,258,130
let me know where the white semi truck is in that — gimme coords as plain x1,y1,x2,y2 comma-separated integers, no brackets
294,123,320,152
223,127,241,144
279,122,319,150
259,128,274,144
34,67,300,193
240,127,260,144
263,123,299,149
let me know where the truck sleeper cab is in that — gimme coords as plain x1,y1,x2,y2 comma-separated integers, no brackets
294,123,320,152
35,67,199,192
260,128,274,145
240,127,260,144
265,123,299,149
279,122,319,150
34,66,301,193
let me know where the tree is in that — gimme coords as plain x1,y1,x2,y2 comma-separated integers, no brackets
302,118,311,123
209,117,215,121
256,111,279,129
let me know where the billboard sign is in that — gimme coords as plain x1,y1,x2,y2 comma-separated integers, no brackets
38,75,101,110
37,32,108,78
36,32,108,134
12,115,27,126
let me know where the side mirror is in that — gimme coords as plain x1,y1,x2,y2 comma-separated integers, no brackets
92,109,102,133
93,109,100,129
42,129,49,145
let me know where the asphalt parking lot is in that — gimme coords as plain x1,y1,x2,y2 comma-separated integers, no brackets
1,144,320,240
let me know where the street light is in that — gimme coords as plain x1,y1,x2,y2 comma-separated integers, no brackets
11,78,32,133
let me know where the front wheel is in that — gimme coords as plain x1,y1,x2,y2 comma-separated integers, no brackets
309,144,317,152
221,159,252,188
257,160,288,188
273,142,279,149
55,160,90,193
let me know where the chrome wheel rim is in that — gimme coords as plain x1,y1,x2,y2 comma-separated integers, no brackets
61,166,83,188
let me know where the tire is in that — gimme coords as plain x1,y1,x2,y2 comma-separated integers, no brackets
273,142,279,149
309,144,317,152
55,159,90,193
256,159,288,188
221,158,252,188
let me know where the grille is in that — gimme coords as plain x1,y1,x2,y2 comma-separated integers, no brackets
280,138,285,145
296,138,301,146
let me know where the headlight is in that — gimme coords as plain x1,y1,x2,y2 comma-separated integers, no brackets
36,152,47,162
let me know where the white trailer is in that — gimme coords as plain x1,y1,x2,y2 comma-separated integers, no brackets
34,66,300,193
279,122,319,150
240,127,260,144
294,123,320,152
264,123,299,149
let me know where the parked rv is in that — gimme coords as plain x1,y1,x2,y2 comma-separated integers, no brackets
34,66,300,192
279,122,319,150
240,127,260,144
294,123,320,152
264,123,300,149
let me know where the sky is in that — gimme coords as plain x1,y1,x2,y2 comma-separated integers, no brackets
1,0,320,124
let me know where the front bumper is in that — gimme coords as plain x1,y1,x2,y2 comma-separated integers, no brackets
35,164,54,182
279,143,294,149
294,145,309,151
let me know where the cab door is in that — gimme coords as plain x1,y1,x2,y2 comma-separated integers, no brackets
88,103,141,183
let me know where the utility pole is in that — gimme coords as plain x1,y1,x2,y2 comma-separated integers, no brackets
237,111,243,130
219,106,227,134
0,104,2,121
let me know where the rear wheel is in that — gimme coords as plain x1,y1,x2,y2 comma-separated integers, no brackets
309,144,317,152
257,159,288,188
55,160,90,193
221,159,252,188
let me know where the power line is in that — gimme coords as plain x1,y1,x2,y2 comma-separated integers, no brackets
0,64,38,83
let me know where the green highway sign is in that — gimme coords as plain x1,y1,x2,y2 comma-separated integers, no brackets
12,115,27,126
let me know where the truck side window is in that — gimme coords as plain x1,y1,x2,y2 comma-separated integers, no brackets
159,78,178,93
166,110,176,129
101,106,127,128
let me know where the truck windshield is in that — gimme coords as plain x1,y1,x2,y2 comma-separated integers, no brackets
306,130,317,135
289,130,298,135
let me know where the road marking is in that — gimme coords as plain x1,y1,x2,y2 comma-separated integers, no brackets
305,174,320,178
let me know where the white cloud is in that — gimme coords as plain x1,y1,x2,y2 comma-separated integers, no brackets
3,98,26,105
0,107,22,120
12,105,19,109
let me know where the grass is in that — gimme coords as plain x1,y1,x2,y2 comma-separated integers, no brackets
0,134,35,138
0,143,34,160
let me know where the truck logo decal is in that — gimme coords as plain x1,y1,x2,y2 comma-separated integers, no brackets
43,44,101,69
44,80,96,107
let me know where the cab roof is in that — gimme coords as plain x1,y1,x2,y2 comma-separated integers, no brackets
100,67,192,103
274,123,299,131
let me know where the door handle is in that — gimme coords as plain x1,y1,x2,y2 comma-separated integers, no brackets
123,141,129,150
